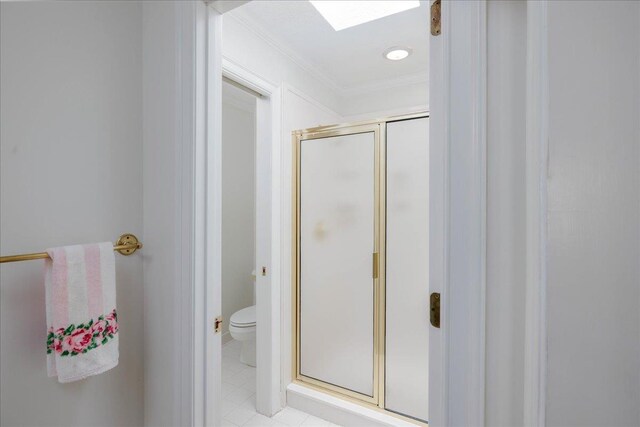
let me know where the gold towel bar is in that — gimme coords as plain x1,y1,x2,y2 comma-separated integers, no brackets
0,233,142,264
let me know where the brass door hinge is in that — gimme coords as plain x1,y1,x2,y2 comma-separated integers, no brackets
430,293,441,328
214,316,223,334
431,0,441,36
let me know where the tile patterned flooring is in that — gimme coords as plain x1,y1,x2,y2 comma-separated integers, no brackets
222,340,341,427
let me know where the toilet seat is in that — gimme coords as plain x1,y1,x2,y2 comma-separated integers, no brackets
230,305,256,328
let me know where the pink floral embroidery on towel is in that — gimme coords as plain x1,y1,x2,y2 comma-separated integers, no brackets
46,309,118,356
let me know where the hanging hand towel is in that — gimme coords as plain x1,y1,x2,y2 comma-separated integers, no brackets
44,242,119,383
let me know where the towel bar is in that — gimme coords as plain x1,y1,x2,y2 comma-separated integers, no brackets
0,233,142,264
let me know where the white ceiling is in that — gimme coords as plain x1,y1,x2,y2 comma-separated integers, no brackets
230,0,429,93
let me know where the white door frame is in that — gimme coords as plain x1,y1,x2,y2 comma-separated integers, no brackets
189,1,491,426
204,7,281,425
429,1,487,426
220,57,284,418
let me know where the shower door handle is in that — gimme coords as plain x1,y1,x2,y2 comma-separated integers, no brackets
372,252,379,279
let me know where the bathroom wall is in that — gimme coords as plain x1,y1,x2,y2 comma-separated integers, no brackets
546,2,640,425
222,82,257,342
0,2,144,426
340,79,429,122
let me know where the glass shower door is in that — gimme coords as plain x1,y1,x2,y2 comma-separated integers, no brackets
384,117,430,422
295,125,380,401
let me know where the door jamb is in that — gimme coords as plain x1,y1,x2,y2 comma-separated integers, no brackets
429,1,487,425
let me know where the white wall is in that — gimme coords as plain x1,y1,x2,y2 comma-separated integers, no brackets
485,1,527,426
222,83,256,340
0,2,144,426
546,2,640,425
142,2,185,425
341,81,429,121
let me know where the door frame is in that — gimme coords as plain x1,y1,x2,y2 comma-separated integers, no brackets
429,1,487,425
204,7,281,425
187,1,490,426
208,39,284,425
220,57,283,418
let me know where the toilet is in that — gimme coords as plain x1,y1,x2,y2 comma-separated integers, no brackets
229,305,256,367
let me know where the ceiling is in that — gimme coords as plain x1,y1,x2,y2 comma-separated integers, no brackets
230,0,429,93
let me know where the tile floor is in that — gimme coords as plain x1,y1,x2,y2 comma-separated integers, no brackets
222,340,341,427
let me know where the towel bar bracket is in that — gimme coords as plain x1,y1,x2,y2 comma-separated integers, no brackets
115,233,141,256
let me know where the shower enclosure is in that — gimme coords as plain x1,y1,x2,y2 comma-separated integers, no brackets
292,112,430,424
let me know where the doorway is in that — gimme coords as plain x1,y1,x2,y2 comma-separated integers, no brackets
220,78,258,413
199,1,487,426
209,1,433,425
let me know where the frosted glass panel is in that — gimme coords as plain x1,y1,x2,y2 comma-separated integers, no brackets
299,132,375,397
385,118,429,421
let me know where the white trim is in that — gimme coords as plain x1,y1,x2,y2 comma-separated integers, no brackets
430,1,487,425
204,6,223,427
523,2,548,426
222,57,277,97
176,2,206,425
428,0,448,423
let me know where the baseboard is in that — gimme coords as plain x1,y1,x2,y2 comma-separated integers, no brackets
286,383,417,427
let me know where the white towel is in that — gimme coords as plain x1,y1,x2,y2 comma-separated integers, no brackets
44,242,119,383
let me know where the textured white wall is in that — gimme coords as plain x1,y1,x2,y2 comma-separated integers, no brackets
546,2,640,426
222,84,257,340
0,2,144,426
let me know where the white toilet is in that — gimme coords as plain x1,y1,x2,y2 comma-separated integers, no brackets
229,305,256,367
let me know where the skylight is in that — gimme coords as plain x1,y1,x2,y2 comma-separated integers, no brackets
309,1,421,31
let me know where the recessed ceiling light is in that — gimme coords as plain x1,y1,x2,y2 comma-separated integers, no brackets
384,47,412,61
309,1,421,31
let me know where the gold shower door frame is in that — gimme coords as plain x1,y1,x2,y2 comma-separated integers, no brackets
292,122,385,407
291,112,429,423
